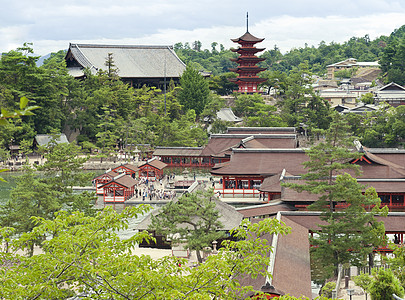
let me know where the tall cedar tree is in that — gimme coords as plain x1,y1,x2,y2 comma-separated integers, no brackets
150,189,226,264
284,113,387,281
177,65,210,116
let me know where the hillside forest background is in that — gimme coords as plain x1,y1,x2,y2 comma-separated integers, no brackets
3,24,405,156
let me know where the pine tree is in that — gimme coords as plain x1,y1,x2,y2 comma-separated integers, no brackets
284,113,387,281
150,189,226,264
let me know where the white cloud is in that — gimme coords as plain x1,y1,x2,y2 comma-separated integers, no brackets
1,0,405,56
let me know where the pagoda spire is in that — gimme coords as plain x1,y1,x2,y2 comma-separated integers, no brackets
246,12,249,32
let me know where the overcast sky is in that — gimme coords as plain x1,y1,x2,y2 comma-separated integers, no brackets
2,0,405,56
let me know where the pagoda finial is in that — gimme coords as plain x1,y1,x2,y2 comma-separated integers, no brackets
246,12,249,32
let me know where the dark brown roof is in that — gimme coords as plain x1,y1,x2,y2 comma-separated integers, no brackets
227,127,296,134
210,149,308,177
357,179,405,193
272,214,312,298
153,147,203,157
282,212,405,232
259,174,282,192
123,163,139,172
229,77,267,83
239,214,312,298
361,148,405,177
213,136,269,158
201,134,298,157
93,170,119,181
240,211,405,298
138,158,167,170
101,174,138,188
236,201,296,218
231,31,265,43
281,175,405,202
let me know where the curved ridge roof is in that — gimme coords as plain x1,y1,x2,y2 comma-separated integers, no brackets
231,31,265,43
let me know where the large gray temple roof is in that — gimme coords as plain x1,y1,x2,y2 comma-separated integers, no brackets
65,44,186,79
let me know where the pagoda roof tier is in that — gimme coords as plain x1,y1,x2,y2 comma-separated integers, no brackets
230,57,265,63
229,67,267,73
231,31,265,43
229,77,267,83
231,47,266,53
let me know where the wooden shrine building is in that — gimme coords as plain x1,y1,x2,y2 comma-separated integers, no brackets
111,163,139,178
152,147,207,168
211,140,405,210
201,132,298,167
99,174,138,203
211,148,307,200
93,170,119,195
138,158,167,179
229,14,266,93
150,127,298,170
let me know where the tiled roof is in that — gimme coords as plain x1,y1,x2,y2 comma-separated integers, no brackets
93,170,119,181
123,163,139,172
153,147,203,157
66,44,186,78
259,174,283,192
139,158,167,170
201,134,298,157
226,127,296,134
100,174,138,188
210,149,308,176
236,201,296,218
231,31,264,43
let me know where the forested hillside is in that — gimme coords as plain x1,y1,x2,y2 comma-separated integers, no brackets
2,25,405,158
175,24,405,82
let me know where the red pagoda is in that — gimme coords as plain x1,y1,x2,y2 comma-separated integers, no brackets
229,14,266,93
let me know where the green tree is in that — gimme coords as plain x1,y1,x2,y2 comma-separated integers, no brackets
265,63,331,130
386,243,405,289
95,105,118,161
284,113,387,281
356,268,404,300
233,93,286,127
208,72,238,95
178,65,210,116
0,96,39,181
0,206,290,299
0,138,96,255
360,92,375,104
150,189,226,264
380,27,405,85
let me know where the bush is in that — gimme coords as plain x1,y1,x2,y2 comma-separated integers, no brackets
320,281,336,298
368,268,404,300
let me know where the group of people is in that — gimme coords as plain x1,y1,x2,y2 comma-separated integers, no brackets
134,177,176,201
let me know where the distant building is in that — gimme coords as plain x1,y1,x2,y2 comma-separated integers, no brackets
65,44,186,88
374,82,405,107
318,88,358,107
326,58,379,80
